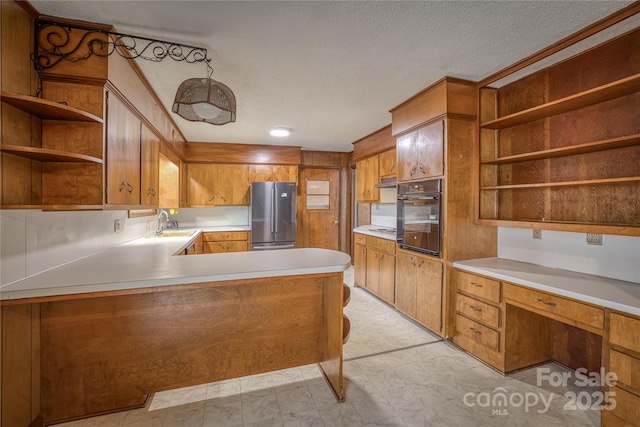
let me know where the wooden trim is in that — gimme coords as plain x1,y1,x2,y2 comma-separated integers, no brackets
185,142,302,165
389,76,476,113
392,113,448,138
477,218,640,237
351,124,394,161
41,74,107,87
35,14,114,32
15,1,39,19
479,3,640,86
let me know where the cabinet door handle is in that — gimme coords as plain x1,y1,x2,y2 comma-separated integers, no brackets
536,297,557,307
118,180,126,192
470,305,483,312
126,182,133,194
379,254,384,260
208,195,215,202
410,167,417,176
419,165,426,174
418,260,424,267
147,187,156,196
409,257,416,266
221,196,227,202
470,282,483,288
469,327,482,335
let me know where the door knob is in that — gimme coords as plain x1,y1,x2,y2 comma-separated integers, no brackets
333,219,339,224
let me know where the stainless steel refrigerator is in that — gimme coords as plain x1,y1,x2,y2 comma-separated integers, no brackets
250,182,297,251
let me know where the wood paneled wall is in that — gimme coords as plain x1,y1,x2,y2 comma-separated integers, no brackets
185,142,301,164
300,150,353,257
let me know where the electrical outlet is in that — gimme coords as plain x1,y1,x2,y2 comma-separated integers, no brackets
532,229,542,239
586,233,603,246
114,219,121,232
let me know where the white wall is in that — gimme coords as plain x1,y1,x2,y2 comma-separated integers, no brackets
371,203,396,228
0,210,154,285
498,227,640,283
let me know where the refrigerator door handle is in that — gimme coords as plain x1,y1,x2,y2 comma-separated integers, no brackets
273,186,278,233
271,186,276,233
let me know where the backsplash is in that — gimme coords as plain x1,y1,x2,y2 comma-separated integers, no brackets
167,206,249,228
371,203,396,228
1,210,151,285
498,227,640,283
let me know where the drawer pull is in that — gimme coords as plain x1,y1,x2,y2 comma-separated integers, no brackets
470,282,483,288
469,327,482,335
470,305,483,312
536,297,557,307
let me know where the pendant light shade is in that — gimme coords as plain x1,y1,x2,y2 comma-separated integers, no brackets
172,77,236,125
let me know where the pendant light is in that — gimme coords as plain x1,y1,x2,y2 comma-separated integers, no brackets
172,60,236,125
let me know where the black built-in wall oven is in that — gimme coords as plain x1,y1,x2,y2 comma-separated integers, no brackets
397,179,442,257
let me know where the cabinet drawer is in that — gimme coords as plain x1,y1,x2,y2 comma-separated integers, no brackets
203,231,249,242
367,235,396,253
455,314,499,352
504,284,604,332
456,293,500,329
354,233,367,245
607,386,640,426
203,241,248,253
610,313,640,354
455,271,501,304
610,350,640,394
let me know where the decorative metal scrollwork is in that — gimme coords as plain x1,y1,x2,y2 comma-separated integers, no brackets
31,19,213,95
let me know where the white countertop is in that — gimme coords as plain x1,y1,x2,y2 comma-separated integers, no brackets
453,257,640,316
0,229,351,302
353,225,397,241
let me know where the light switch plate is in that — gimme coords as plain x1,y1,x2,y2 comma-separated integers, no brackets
114,219,121,232
532,229,542,239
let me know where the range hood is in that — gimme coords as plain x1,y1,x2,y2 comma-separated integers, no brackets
375,177,397,188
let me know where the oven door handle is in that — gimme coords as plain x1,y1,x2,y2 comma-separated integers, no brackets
398,195,439,201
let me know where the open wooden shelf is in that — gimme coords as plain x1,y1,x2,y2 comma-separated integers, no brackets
481,73,640,130
1,91,103,123
0,145,103,163
482,134,640,165
481,176,640,191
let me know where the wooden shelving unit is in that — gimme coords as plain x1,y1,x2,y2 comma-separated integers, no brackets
481,134,640,165
480,73,640,129
0,145,103,163
1,91,103,123
477,29,640,236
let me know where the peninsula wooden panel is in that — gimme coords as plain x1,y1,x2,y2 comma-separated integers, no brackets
1,304,40,427
39,274,342,423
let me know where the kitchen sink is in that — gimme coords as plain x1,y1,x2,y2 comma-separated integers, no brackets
146,230,195,238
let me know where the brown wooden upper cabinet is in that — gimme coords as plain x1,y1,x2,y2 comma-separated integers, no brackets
186,163,249,206
140,126,160,207
378,148,397,178
248,164,298,183
106,93,142,207
396,120,444,182
355,156,379,202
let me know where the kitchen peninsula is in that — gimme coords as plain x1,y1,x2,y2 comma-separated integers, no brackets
0,232,351,425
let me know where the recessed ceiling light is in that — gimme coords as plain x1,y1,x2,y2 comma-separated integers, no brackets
269,127,290,137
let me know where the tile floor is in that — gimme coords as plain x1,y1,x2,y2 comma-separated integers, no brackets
55,267,600,426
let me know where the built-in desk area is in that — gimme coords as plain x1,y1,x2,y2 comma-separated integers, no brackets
452,258,640,427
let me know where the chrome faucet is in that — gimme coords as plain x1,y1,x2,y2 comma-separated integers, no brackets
156,210,170,235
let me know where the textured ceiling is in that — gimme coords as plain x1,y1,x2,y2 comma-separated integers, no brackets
31,1,635,152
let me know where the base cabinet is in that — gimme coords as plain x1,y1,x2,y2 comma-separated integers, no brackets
354,234,367,287
395,250,443,335
202,231,249,253
353,233,395,304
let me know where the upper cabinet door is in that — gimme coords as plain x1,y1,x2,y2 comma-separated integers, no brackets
216,164,249,205
106,93,141,206
186,163,218,206
379,148,397,178
397,120,444,182
416,120,444,179
355,156,379,202
140,125,160,207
